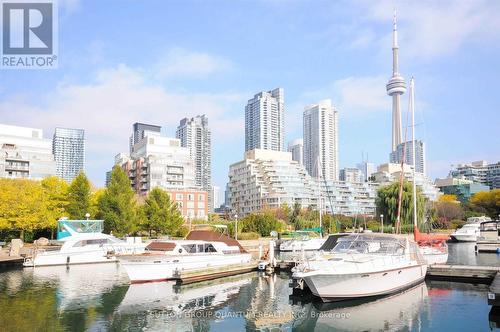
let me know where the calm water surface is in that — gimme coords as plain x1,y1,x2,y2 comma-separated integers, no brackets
0,243,499,332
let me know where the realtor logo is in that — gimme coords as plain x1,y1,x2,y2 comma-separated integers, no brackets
1,0,58,69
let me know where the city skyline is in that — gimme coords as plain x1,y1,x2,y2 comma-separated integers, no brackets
0,1,499,189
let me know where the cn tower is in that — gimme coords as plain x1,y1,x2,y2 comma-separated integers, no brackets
386,10,406,152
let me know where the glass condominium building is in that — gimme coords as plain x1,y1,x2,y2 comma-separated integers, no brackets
53,128,85,182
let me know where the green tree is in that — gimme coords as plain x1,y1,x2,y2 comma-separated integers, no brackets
98,166,138,236
141,187,184,237
67,172,91,219
240,210,284,237
289,202,302,225
41,176,69,237
375,181,426,229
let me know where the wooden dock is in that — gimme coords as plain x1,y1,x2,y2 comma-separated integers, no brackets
427,264,500,283
476,241,500,253
173,261,258,285
0,256,24,269
488,272,500,306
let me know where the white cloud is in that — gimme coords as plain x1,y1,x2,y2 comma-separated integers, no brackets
350,0,500,59
154,48,233,79
300,75,389,117
0,64,246,184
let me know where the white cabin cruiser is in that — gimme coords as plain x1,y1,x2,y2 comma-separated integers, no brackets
292,233,427,302
451,216,492,242
23,220,146,267
118,230,252,283
279,231,326,252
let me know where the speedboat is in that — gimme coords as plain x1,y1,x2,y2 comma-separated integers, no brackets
292,233,427,302
279,231,326,252
118,229,252,283
451,216,491,242
23,221,146,267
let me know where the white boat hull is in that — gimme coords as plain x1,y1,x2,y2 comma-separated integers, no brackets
424,253,448,265
302,264,427,302
420,245,448,265
24,244,146,267
450,234,477,242
119,253,252,283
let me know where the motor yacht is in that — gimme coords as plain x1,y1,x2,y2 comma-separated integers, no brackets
292,233,427,302
451,216,492,242
118,229,252,283
23,220,146,267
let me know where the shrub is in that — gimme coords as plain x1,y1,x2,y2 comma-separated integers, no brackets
174,226,190,238
238,232,260,240
450,219,465,230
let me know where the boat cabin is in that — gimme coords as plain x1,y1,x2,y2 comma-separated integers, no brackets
479,221,500,241
145,240,242,256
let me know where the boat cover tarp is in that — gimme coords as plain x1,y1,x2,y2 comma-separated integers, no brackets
319,233,349,251
186,230,247,253
413,226,449,243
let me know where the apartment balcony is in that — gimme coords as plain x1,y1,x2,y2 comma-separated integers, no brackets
4,164,29,171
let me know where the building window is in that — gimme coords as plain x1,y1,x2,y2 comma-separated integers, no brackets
176,193,183,200
188,194,194,201
198,194,204,201
177,202,183,209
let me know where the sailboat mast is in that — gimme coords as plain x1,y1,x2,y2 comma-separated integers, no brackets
410,78,418,229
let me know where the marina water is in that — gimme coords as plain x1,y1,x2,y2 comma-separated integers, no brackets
0,242,498,331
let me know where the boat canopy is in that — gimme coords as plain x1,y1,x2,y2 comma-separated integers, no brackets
480,221,499,231
319,233,349,251
57,219,104,240
332,234,407,255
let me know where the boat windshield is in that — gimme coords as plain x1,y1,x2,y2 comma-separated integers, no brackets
332,234,406,255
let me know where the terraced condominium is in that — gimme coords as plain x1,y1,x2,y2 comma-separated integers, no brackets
303,99,339,181
245,88,284,152
176,115,212,211
53,128,85,182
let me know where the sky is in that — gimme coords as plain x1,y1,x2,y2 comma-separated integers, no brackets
1,0,500,195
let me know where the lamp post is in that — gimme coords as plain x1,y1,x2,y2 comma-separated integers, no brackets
380,214,384,234
234,214,238,241
85,213,90,221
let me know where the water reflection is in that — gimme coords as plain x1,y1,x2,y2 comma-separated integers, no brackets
0,264,494,331
447,242,500,266
292,282,428,331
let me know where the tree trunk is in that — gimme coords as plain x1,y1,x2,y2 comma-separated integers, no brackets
20,229,24,242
